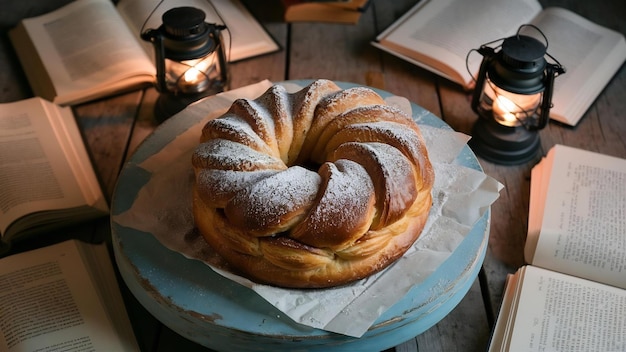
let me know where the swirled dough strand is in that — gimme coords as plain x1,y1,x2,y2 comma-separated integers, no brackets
192,79,434,288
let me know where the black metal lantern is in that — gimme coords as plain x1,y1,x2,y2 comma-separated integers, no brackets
142,7,229,122
469,25,565,165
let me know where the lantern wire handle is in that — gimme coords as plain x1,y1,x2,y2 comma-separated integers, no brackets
465,24,565,86
139,0,163,35
516,24,565,74
465,37,503,86
139,0,232,62
516,24,548,48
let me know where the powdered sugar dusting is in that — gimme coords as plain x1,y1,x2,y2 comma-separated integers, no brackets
329,121,429,176
194,139,285,171
225,166,321,232
202,115,270,153
196,169,279,207
256,84,293,161
330,141,418,227
320,87,382,111
293,160,375,248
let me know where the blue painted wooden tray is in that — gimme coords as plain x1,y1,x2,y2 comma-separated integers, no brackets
111,81,489,351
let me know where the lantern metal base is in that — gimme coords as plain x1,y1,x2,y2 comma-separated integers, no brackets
469,118,540,165
154,83,228,123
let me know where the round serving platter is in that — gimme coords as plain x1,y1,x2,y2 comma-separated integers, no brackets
111,80,490,351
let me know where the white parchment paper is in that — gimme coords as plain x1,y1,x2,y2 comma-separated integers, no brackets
113,80,503,337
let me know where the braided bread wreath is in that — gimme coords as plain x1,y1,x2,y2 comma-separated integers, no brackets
191,79,435,288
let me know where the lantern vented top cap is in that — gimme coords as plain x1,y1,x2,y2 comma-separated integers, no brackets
501,35,546,71
162,7,206,38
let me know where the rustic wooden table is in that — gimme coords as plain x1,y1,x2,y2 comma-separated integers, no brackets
1,0,625,351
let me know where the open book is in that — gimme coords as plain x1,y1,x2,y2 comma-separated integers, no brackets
488,265,626,352
0,239,140,351
0,97,108,253
488,144,626,351
9,0,279,106
372,0,626,126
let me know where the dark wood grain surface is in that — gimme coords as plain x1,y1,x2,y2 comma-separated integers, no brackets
1,0,625,351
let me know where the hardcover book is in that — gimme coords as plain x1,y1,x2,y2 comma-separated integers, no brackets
9,0,279,106
0,97,108,253
372,0,626,126
488,144,626,351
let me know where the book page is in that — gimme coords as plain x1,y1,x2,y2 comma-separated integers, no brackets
0,240,139,351
532,145,626,289
18,0,154,105
500,266,626,352
77,241,140,352
0,98,91,238
525,151,554,263
487,273,520,352
525,8,626,126
116,0,279,63
43,100,108,212
375,0,542,87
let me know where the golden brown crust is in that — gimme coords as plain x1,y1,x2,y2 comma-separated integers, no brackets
290,160,376,251
191,79,434,288
193,185,431,288
296,87,386,164
329,142,418,229
287,79,341,164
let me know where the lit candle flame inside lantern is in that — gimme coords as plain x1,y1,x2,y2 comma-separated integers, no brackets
177,54,218,93
141,6,228,121
494,95,518,123
184,67,203,84
491,88,541,127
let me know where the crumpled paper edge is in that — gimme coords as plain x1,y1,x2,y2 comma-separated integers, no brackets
112,80,503,337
